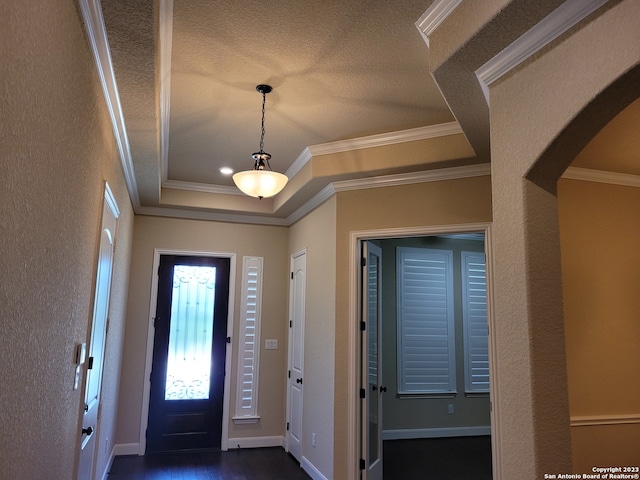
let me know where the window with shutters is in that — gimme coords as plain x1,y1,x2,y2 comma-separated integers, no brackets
396,246,489,396
396,247,456,394
233,256,263,422
462,252,489,393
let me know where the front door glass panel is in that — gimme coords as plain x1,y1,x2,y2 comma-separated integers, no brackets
165,265,216,401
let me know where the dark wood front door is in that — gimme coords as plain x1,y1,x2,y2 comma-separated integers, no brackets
146,255,230,453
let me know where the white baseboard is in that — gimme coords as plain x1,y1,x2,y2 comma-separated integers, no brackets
227,436,285,449
301,456,330,480
113,442,141,456
383,425,491,440
99,446,116,480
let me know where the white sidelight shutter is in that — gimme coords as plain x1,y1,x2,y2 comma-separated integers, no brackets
234,256,263,421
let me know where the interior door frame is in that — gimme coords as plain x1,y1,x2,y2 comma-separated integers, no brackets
139,249,236,454
348,223,500,480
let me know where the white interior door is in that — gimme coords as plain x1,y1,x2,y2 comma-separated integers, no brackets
286,249,306,462
362,241,383,480
77,184,118,479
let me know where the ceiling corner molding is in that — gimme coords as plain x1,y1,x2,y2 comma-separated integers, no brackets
162,179,245,196
78,0,141,210
137,205,289,226
562,167,640,188
286,183,336,225
285,147,313,182
159,0,173,185
415,0,463,47
332,163,491,193
308,121,463,158
475,0,610,104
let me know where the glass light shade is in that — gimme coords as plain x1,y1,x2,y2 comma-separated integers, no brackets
232,169,288,198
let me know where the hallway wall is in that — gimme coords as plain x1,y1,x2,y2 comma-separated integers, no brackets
0,2,135,478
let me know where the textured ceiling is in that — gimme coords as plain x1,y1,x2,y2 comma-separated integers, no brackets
100,0,640,222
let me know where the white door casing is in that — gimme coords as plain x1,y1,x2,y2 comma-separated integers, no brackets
77,183,119,479
286,249,306,462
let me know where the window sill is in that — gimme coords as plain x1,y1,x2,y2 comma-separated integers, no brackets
232,416,260,425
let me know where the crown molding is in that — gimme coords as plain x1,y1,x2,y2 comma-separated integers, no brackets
286,183,336,225
476,0,609,104
332,163,490,193
136,205,289,226
308,122,463,158
163,179,245,195
415,0,463,47
159,0,173,185
562,167,640,188
78,0,141,210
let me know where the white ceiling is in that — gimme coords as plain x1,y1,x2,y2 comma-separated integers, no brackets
99,0,640,223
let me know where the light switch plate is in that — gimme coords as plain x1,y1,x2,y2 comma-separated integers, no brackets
265,339,278,350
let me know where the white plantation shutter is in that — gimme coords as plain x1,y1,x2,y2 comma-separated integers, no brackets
234,257,263,420
397,247,456,394
462,252,489,393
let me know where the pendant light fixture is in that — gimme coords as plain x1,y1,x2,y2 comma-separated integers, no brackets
232,84,288,199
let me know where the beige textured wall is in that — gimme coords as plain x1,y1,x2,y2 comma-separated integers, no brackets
489,1,640,477
0,1,134,478
117,216,289,447
558,179,640,470
333,177,492,478
288,197,337,478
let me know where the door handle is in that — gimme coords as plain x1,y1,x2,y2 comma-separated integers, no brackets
380,386,387,393
372,385,377,391
296,378,303,384
82,426,93,436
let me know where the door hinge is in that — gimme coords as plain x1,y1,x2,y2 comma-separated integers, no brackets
286,422,290,431
226,336,231,344
360,458,366,470
291,272,294,280
361,257,366,267
360,388,366,399
290,320,292,328
360,321,366,331
87,356,94,370
288,370,291,379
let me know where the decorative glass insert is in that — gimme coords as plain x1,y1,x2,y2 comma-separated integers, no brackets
165,265,216,400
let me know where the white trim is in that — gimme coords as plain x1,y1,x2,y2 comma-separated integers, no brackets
301,456,330,480
415,0,464,47
349,223,497,480
562,166,640,188
383,426,491,440
476,0,609,104
139,249,237,454
227,436,285,449
310,122,463,157
232,416,260,424
163,179,245,195
286,123,463,181
286,184,336,225
333,163,490,193
135,205,290,226
571,414,640,427
78,0,140,210
159,0,173,187
113,443,139,456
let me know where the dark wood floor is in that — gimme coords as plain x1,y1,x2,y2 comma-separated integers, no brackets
107,436,492,479
383,436,492,480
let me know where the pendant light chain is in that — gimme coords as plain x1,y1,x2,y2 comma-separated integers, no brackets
259,90,266,153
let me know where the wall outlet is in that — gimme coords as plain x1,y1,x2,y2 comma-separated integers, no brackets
312,432,316,447
448,404,454,414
